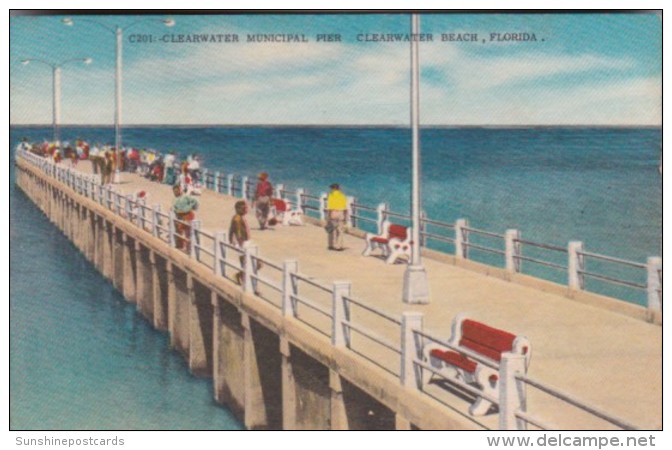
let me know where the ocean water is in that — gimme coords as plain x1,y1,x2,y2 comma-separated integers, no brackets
9,142,243,430
9,125,661,428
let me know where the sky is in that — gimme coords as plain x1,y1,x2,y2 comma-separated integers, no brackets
9,12,662,126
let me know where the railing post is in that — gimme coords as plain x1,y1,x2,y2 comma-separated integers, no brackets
241,176,249,200
115,192,122,216
347,196,357,229
399,311,424,389
169,210,177,248
505,229,522,273
152,204,161,238
296,188,305,214
202,169,209,190
419,210,427,247
139,199,147,229
227,174,234,196
376,202,388,235
190,220,201,260
455,218,469,259
647,256,662,314
331,281,352,348
401,312,423,390
125,195,133,222
214,231,226,277
568,241,584,290
319,192,327,221
275,183,284,200
214,171,221,193
243,241,259,293
282,260,299,318
104,186,111,209
498,352,527,430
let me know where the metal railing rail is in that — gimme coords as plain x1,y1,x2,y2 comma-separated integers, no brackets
16,148,657,431
517,374,639,430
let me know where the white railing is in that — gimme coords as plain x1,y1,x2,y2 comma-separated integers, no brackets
205,166,661,312
16,148,653,430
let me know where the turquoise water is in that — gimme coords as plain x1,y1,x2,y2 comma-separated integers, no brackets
9,152,243,430
12,125,662,302
10,125,661,429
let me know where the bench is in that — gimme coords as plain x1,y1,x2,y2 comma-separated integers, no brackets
362,220,412,264
423,314,531,416
271,198,304,226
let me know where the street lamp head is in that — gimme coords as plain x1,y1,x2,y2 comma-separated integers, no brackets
163,18,176,27
62,17,73,26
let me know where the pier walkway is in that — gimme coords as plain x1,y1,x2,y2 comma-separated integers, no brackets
18,156,662,430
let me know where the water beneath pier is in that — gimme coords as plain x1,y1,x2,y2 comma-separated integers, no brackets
9,159,243,430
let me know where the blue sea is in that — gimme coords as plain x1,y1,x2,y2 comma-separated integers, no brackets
9,125,662,429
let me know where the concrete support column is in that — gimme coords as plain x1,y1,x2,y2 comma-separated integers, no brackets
189,280,213,377
169,268,191,356
92,215,102,271
280,337,296,430
102,221,114,281
77,206,88,254
136,244,154,321
329,370,349,430
211,293,221,387
165,262,177,334
113,228,124,291
122,234,137,304
242,312,269,430
212,299,245,419
151,252,168,331
62,196,69,238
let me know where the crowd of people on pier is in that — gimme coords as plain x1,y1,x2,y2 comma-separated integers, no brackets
19,138,349,288
20,138,204,194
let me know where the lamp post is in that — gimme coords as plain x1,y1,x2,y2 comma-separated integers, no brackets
402,14,430,304
62,16,175,183
20,57,93,145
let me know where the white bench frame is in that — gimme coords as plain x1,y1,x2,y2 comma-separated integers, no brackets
271,198,304,226
362,220,412,264
423,313,532,416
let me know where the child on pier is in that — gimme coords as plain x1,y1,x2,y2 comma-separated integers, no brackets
229,200,261,293
172,184,199,252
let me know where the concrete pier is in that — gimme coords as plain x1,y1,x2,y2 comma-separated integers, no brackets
14,156,662,430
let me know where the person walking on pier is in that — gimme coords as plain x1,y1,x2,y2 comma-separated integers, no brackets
101,151,114,185
254,172,273,230
326,183,348,251
172,184,199,252
229,200,255,287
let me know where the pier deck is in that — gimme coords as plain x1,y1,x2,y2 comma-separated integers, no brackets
57,162,663,429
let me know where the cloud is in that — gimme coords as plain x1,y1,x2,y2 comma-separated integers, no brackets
10,24,660,126
444,51,637,90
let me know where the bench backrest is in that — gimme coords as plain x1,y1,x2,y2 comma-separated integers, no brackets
459,319,519,362
272,198,288,212
388,224,408,240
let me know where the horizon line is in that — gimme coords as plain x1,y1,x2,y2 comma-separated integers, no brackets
9,123,662,129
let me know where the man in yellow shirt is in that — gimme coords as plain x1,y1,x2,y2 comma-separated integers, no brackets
326,183,348,251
